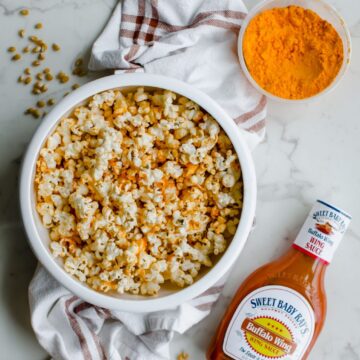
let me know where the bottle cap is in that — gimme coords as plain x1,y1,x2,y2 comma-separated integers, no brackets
293,200,351,264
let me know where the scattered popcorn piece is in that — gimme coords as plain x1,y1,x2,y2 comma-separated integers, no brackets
12,53,21,61
52,43,61,51
20,9,29,16
177,351,190,360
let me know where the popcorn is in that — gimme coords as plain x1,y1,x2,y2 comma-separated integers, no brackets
40,148,59,169
64,141,86,159
216,192,235,208
69,193,98,219
140,168,164,186
149,125,165,140
53,210,76,237
136,132,154,150
90,230,109,253
208,230,227,255
47,133,61,150
163,161,183,178
37,202,54,227
140,282,160,296
35,88,243,296
180,142,196,155
50,241,66,257
138,251,156,269
134,87,148,102
222,173,236,188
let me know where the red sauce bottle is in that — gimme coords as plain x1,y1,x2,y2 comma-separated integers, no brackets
207,200,351,360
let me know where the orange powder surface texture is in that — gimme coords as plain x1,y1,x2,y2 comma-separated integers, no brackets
243,6,344,100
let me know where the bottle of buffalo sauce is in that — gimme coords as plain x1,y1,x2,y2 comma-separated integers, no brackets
207,200,351,360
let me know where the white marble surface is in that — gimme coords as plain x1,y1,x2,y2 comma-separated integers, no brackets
0,0,359,359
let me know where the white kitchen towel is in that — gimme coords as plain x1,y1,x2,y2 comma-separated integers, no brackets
29,1,267,359
30,266,228,360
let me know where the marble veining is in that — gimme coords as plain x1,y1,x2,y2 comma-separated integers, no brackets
0,0,359,359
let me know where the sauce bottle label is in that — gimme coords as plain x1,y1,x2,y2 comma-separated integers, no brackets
293,200,351,264
223,285,315,360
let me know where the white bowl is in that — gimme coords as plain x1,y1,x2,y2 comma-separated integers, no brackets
20,74,256,312
238,0,352,103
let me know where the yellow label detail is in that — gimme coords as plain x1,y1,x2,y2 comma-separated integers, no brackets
242,317,296,358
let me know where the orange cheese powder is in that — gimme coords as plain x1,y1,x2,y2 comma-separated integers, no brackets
243,6,344,99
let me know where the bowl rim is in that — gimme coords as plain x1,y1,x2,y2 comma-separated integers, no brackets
238,0,352,103
19,73,257,312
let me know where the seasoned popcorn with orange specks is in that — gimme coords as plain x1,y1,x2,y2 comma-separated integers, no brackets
35,88,243,295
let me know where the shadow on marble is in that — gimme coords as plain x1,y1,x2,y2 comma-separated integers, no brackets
186,294,232,352
0,157,38,336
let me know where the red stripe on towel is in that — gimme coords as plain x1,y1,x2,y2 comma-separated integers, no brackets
65,297,93,360
234,95,267,124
